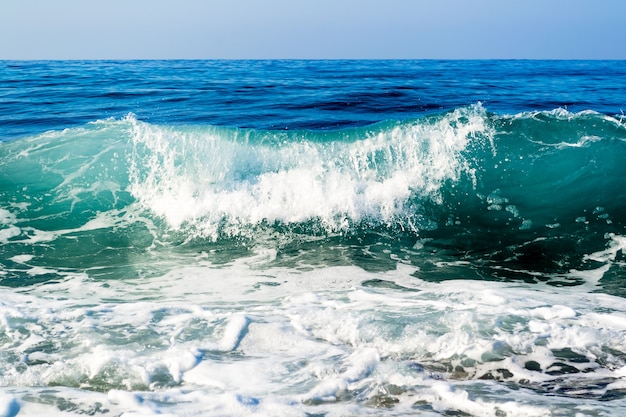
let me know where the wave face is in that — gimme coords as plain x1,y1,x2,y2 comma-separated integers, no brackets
1,105,625,286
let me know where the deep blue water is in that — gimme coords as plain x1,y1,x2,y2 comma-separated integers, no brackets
1,60,626,416
2,60,625,140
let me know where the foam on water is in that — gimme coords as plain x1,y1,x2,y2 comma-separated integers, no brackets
127,105,489,239
1,259,625,415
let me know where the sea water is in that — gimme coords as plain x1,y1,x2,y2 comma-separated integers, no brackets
0,60,626,416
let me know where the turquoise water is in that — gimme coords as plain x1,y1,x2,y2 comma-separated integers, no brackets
1,60,626,416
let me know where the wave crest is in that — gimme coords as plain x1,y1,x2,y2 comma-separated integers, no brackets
127,105,492,240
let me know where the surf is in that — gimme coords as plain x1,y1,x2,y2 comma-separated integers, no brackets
1,105,625,285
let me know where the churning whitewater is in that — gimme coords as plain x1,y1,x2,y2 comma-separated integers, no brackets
1,60,626,416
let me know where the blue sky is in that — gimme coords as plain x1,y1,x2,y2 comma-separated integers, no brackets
1,0,625,59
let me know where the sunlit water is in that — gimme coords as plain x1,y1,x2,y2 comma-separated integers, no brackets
1,60,626,416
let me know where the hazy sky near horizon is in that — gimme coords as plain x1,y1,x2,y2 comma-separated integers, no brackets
2,0,625,60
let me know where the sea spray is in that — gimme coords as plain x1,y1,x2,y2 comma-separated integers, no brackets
127,105,491,240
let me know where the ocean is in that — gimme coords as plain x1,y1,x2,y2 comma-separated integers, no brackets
1,60,626,416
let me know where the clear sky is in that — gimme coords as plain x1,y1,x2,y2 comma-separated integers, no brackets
2,0,625,60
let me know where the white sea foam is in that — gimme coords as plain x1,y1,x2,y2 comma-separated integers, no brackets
127,106,490,239
584,233,626,263
0,258,625,415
